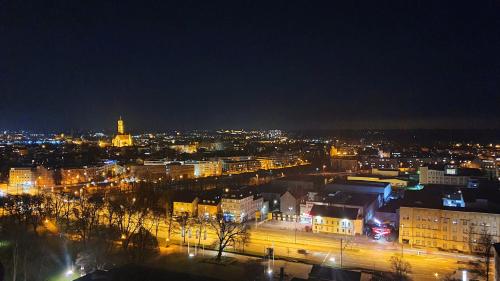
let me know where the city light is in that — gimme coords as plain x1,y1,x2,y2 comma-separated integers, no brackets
65,269,74,277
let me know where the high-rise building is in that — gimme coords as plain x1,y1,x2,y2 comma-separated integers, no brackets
112,117,133,147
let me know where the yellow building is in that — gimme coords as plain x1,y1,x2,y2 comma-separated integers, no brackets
186,160,222,178
9,168,35,188
172,193,198,217
112,117,133,147
400,206,500,253
347,175,408,188
399,190,500,253
310,205,363,236
198,201,220,219
197,190,222,219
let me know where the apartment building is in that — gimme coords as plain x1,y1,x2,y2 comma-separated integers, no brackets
399,189,500,253
221,186,263,221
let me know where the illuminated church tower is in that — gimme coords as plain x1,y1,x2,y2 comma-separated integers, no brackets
117,117,125,134
112,117,133,147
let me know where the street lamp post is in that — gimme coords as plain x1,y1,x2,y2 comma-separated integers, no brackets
289,206,297,243
401,224,404,258
340,238,343,268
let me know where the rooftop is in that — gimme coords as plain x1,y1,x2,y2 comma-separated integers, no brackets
309,205,359,220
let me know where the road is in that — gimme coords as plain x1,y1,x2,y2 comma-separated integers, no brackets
153,221,481,281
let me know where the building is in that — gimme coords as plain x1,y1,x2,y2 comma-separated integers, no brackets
185,160,222,178
371,168,399,177
165,162,195,180
220,157,261,174
280,191,299,216
310,205,363,235
197,190,222,219
325,181,392,204
257,154,302,170
9,167,35,188
169,144,198,154
330,157,359,172
221,186,263,221
129,164,166,182
172,192,198,217
300,191,379,224
347,175,408,188
419,165,482,187
112,117,133,147
399,189,500,253
60,167,97,185
34,166,55,188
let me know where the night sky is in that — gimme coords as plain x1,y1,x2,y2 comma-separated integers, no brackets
1,1,499,132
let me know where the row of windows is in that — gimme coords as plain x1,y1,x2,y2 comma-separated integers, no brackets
413,239,466,251
314,225,352,234
314,219,351,227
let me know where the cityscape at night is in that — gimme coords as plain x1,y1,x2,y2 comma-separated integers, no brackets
1,1,500,281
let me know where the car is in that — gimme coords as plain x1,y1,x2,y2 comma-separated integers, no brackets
297,249,308,255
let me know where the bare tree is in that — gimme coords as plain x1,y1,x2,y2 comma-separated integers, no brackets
477,226,494,280
208,214,249,261
389,255,412,281
106,193,150,252
72,193,104,246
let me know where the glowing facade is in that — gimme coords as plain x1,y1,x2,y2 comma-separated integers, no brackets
112,117,133,147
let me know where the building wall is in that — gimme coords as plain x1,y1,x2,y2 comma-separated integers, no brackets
112,134,133,147
419,166,469,186
61,167,100,185
9,168,35,187
348,176,408,188
280,191,298,215
331,158,358,172
371,168,399,177
35,166,55,188
312,216,363,236
173,199,198,217
197,203,220,219
399,207,500,253
130,164,166,181
166,164,195,180
191,161,222,178
221,158,261,174
221,195,262,221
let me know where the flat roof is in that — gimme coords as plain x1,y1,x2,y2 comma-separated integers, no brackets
309,205,359,220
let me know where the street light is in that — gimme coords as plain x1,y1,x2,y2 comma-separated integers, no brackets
289,206,297,243
400,224,404,258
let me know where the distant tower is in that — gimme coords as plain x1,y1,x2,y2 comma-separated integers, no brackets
117,117,125,134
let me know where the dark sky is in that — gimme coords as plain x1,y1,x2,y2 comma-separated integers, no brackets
1,1,499,132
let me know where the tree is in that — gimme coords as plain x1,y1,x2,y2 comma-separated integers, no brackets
477,226,494,280
72,193,104,246
129,227,159,261
106,191,150,252
208,214,249,261
389,255,412,281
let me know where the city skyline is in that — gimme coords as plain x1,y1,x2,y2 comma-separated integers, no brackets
1,1,499,131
